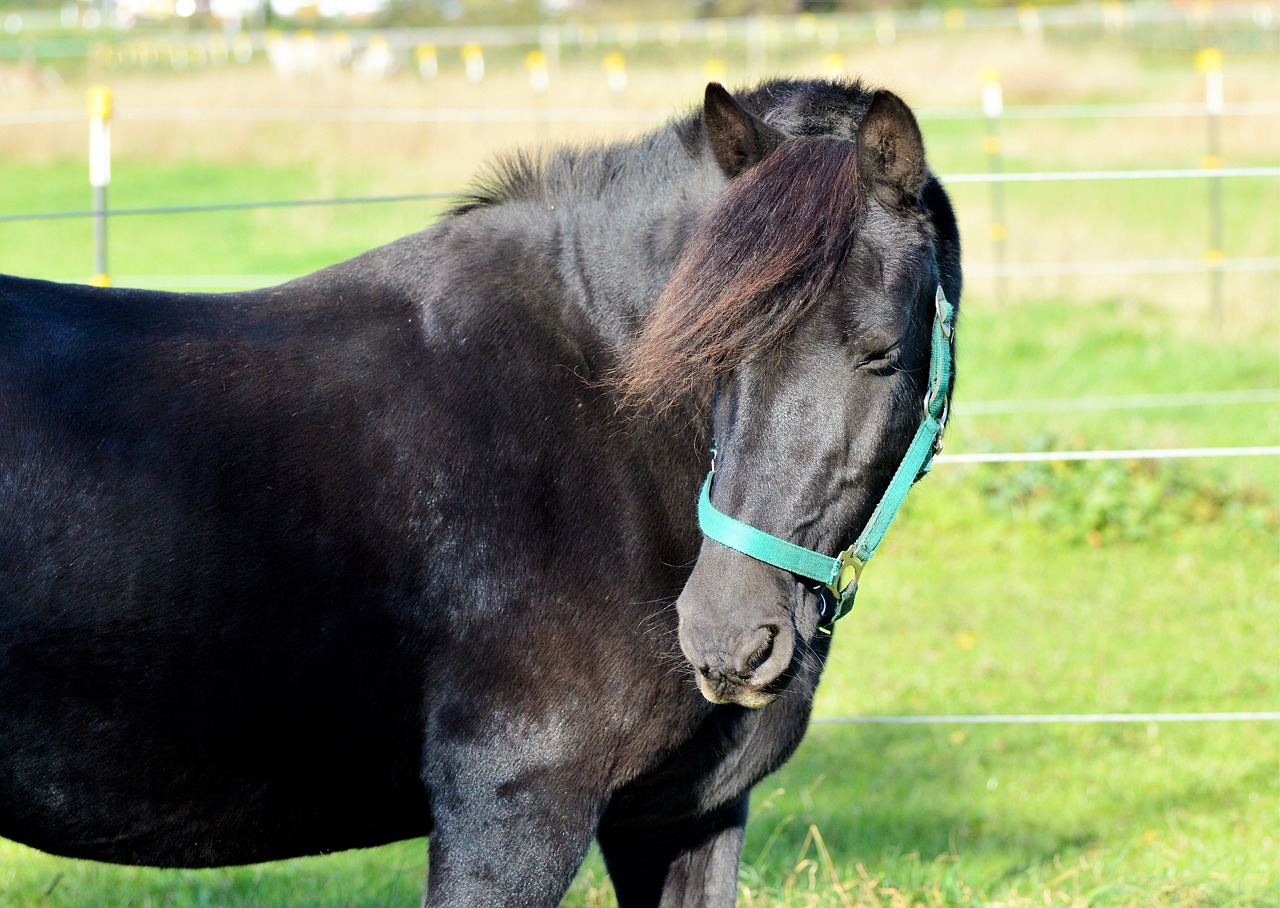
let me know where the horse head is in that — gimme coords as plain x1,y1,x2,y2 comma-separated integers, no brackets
639,84,958,708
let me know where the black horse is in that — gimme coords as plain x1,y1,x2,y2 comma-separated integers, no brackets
0,79,960,906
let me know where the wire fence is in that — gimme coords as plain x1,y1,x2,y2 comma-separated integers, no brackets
3,3,1276,301
5,167,1274,291
0,3,1274,772
934,446,1280,464
956,388,1280,414
0,113,1276,734
813,711,1280,725
3,167,1275,221
0,192,456,223
3,100,1279,128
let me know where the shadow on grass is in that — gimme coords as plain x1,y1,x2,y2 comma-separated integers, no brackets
739,721,1277,901
3,721,1274,906
744,725,1101,875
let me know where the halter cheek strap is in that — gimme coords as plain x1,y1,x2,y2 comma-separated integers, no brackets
698,285,955,626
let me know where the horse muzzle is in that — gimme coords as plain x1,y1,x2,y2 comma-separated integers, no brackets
680,616,795,709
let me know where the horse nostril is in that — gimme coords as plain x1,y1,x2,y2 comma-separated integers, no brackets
734,624,778,678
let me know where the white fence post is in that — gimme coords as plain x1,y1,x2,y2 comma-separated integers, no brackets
87,85,112,288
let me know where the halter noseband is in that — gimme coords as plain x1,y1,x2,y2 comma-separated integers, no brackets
697,285,955,627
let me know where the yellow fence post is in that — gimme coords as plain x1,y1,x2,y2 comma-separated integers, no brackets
1197,47,1225,328
1017,2,1042,40
416,44,437,81
526,49,549,95
603,51,627,97
981,66,1006,305
462,43,484,85
86,85,111,288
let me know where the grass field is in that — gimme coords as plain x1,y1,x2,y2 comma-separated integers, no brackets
0,18,1277,908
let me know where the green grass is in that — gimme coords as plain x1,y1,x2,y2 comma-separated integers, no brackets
0,159,453,284
4,152,1275,337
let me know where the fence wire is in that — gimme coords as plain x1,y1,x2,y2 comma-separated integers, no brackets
934,446,1280,464
3,101,1278,128
956,388,1280,414
2,166,1274,226
813,712,1280,725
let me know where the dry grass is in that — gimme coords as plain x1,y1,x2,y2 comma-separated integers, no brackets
2,27,1275,173
1,23,1275,335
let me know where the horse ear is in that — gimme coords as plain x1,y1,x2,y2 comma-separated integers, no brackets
856,90,927,210
702,82,785,179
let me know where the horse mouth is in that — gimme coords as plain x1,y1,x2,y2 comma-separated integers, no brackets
694,671,784,709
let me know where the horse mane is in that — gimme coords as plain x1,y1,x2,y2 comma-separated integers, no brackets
618,135,863,407
447,78,873,217
446,125,700,216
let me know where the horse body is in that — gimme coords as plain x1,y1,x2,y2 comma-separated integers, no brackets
0,78,958,905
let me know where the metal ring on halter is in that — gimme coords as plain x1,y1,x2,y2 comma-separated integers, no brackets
923,380,940,416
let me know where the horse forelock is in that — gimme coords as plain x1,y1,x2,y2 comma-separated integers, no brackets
619,135,863,408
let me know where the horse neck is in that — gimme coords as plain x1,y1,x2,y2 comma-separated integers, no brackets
522,129,725,351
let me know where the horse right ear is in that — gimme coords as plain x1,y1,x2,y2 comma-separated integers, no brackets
702,83,786,179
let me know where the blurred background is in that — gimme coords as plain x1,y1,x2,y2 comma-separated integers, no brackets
0,1,1277,906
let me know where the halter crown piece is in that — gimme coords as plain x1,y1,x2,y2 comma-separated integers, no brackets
698,285,955,626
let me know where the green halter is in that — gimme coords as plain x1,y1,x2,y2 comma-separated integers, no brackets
698,285,955,625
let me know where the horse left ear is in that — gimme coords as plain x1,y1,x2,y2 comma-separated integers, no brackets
702,82,786,179
856,90,927,211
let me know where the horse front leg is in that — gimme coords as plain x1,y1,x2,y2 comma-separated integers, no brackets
597,796,748,908
419,739,606,907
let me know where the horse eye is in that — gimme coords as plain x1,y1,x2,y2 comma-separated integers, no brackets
858,347,901,372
